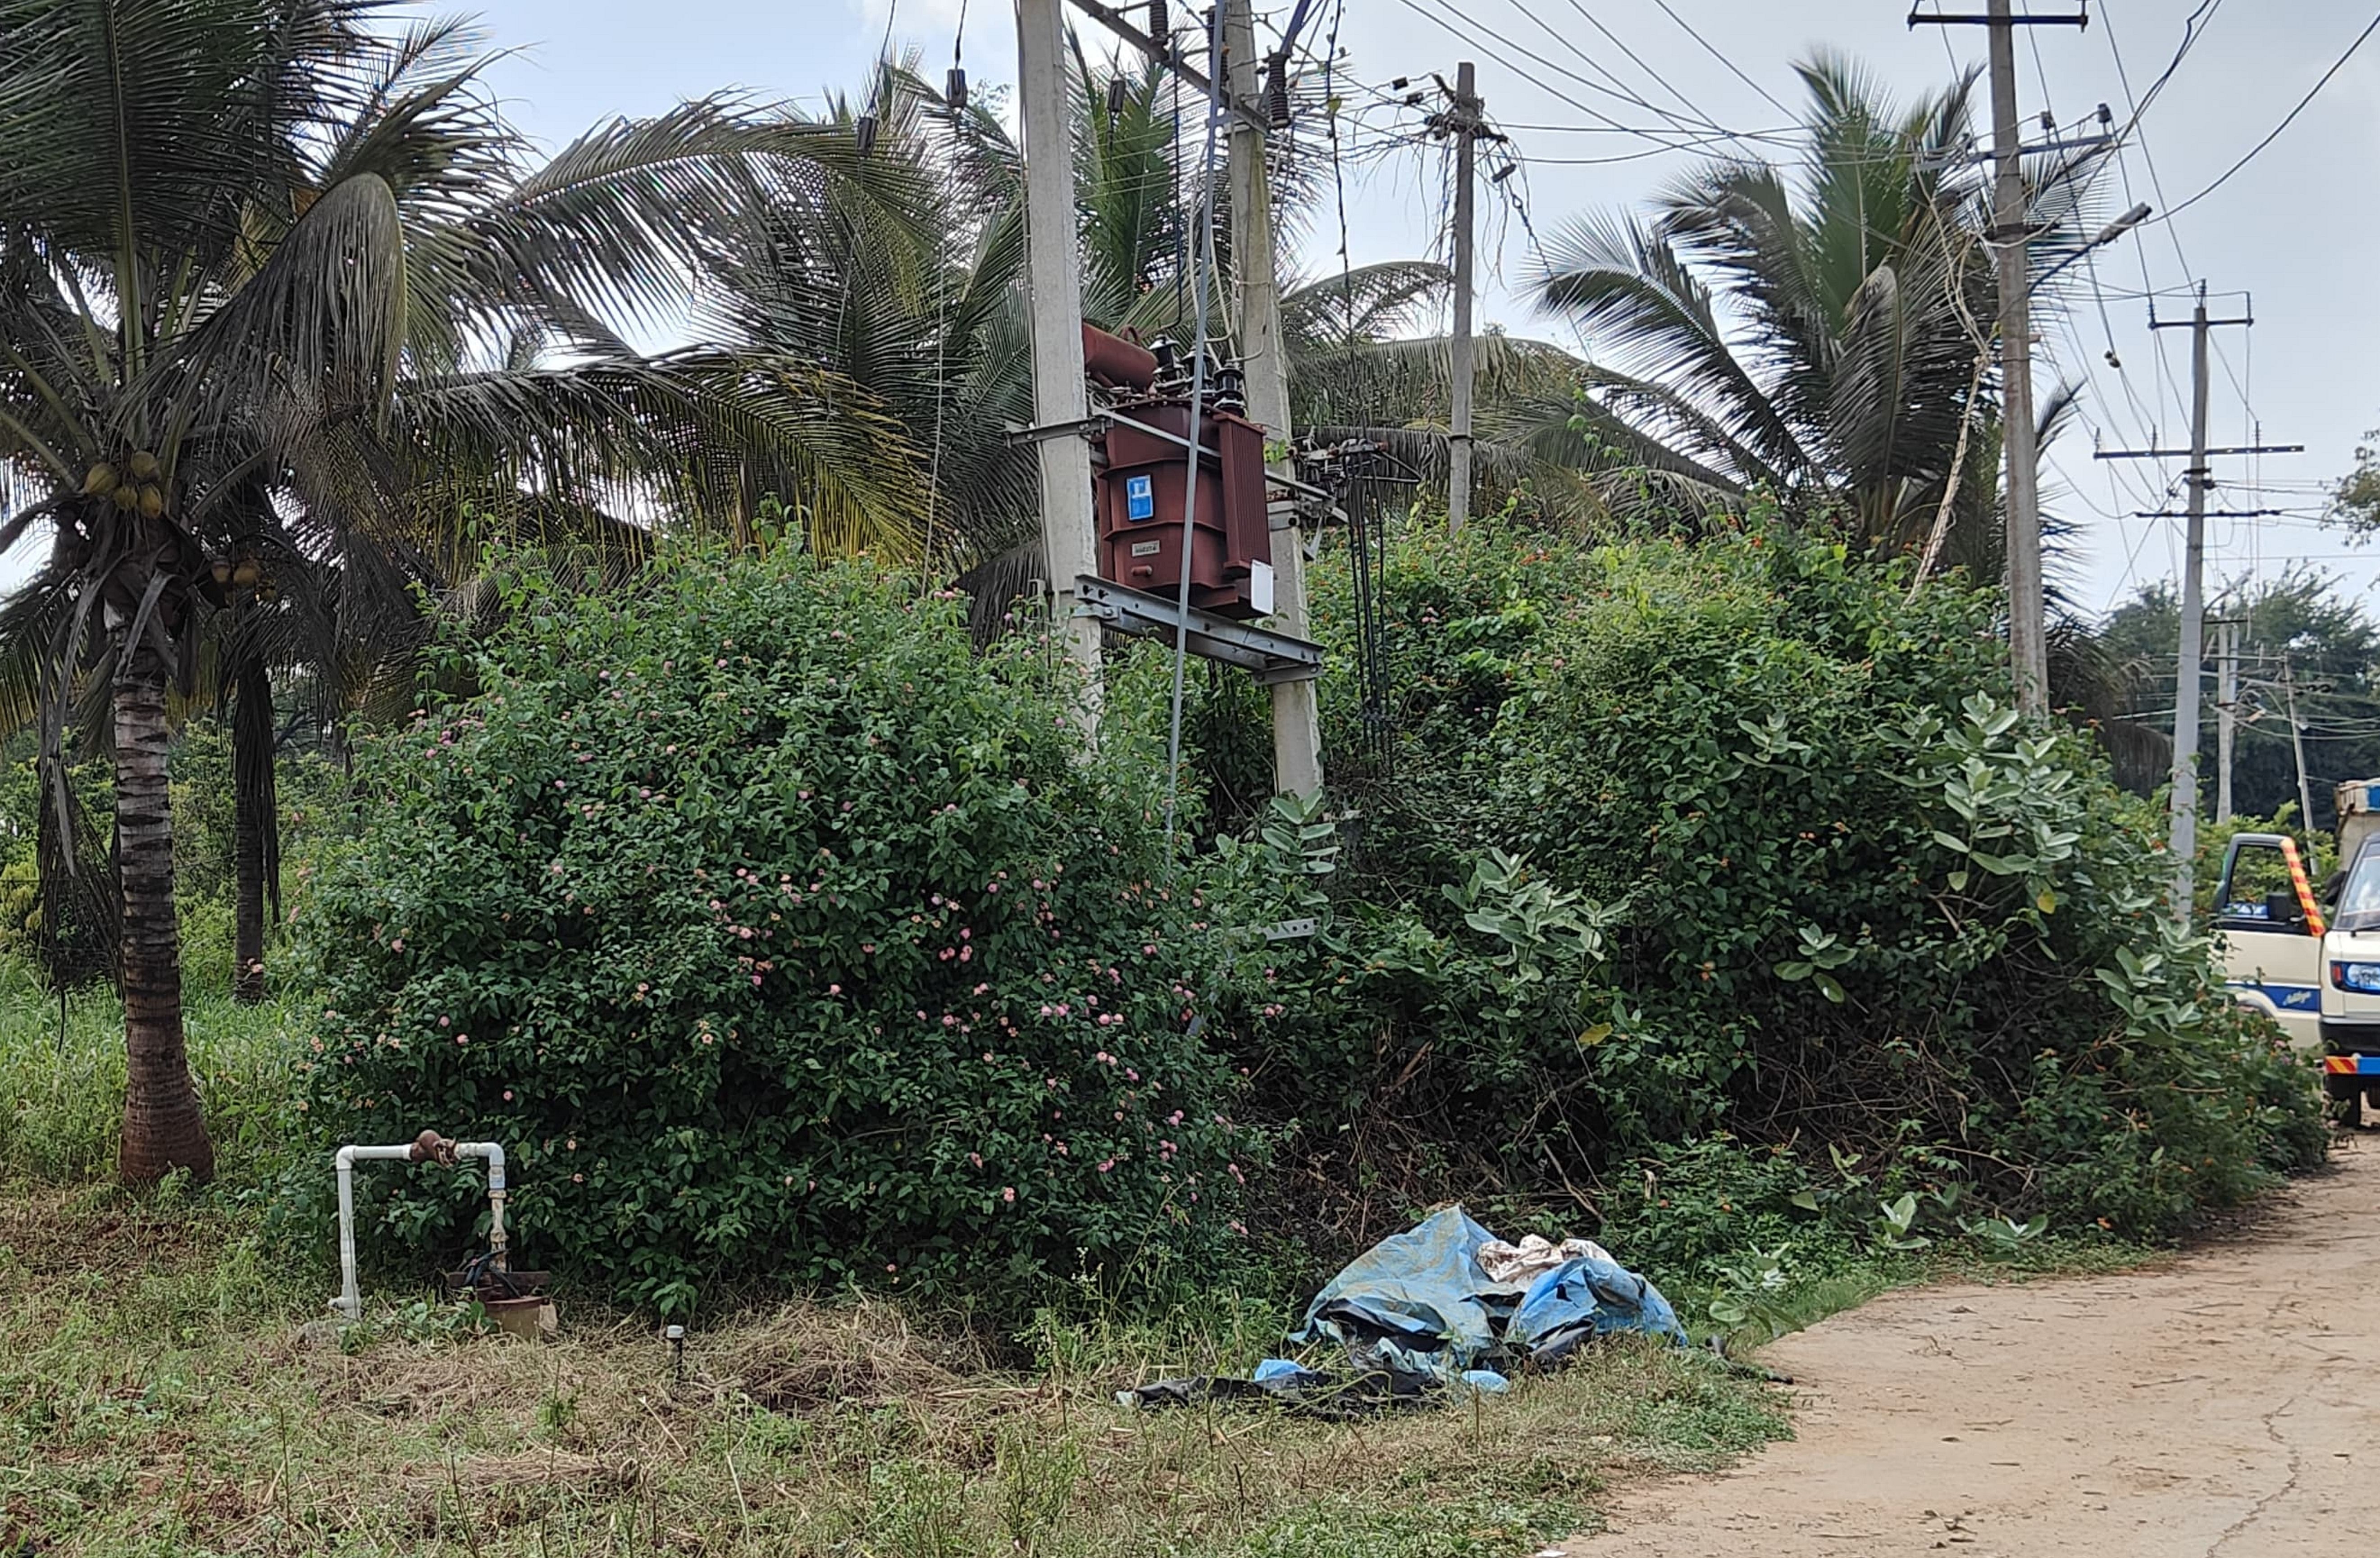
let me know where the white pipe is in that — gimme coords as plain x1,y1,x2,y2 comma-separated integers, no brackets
331,1137,510,1322
456,1141,508,1275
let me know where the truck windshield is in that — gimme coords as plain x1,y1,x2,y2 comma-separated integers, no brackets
2338,845,2380,931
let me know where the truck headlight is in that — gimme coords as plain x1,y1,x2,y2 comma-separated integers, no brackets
2332,961,2380,993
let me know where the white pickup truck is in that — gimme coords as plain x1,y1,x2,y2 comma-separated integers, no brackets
2216,779,2380,1121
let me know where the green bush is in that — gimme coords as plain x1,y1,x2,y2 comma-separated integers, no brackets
292,547,1260,1312
1275,512,2325,1244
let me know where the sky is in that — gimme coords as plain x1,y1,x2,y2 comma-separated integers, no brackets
9,0,2377,620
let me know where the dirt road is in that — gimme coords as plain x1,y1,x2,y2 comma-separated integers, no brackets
1565,1138,2380,1556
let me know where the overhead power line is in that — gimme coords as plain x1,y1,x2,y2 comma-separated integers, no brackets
1645,0,1793,117
2150,9,2380,226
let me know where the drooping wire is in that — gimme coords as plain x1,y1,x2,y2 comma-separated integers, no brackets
1645,0,1792,118
920,19,973,594
1163,4,1227,854
2150,9,2380,227
1324,0,1355,368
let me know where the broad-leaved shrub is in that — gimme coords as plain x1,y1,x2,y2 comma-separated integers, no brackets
296,548,1253,1312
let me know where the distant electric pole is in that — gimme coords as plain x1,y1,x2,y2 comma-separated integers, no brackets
2171,292,2214,907
2284,656,2317,842
1910,0,2087,717
1015,0,1104,731
2098,288,2301,921
1223,0,1324,798
2214,615,2238,824
1437,62,1484,534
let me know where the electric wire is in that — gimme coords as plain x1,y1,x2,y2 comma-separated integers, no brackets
1163,1,1226,855
1543,0,1748,149
1645,0,1792,118
2149,9,2380,228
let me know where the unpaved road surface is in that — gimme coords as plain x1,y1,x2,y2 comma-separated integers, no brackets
1564,1139,2380,1556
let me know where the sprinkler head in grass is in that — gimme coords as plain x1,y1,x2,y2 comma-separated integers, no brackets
664,1324,686,1384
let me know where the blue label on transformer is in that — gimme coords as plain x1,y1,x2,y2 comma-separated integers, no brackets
1126,474,1154,521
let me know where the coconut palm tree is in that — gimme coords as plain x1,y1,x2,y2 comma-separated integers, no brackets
1524,52,2124,566
0,0,931,1177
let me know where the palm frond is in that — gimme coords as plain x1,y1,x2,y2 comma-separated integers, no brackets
1532,210,1815,481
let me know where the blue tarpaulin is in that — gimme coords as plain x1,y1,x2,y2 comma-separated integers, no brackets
1289,1206,1509,1366
1120,1206,1684,1417
1287,1204,1684,1372
1506,1251,1687,1362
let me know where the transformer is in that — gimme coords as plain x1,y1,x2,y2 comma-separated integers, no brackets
1083,323,1276,620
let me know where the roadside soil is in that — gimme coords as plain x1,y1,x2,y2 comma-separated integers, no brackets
1564,1134,2380,1556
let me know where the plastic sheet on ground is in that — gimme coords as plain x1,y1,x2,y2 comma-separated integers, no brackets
1122,1205,1682,1416
1289,1204,1684,1371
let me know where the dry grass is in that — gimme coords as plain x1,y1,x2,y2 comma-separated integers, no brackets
0,1185,1788,1558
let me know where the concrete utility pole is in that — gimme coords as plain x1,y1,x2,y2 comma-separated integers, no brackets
2285,656,2318,841
1016,0,1104,731
1911,2,2088,716
2215,615,2238,824
2099,289,2298,922
1444,61,1481,535
1984,0,2047,716
1223,0,1324,797
2168,294,2214,916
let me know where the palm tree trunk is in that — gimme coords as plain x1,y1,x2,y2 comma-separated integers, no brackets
231,653,277,1004
114,642,215,1184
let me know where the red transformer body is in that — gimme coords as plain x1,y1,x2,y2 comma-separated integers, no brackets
1093,400,1274,619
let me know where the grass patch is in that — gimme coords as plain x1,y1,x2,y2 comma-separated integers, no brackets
0,1184,1788,1558
0,955,299,1186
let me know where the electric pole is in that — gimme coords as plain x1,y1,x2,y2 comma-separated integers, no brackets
2170,292,2213,915
2098,289,2300,921
1224,0,1324,797
1985,0,2046,716
1016,0,1104,731
1442,62,1482,534
2214,615,2237,824
2284,656,2317,843
1910,1,2087,717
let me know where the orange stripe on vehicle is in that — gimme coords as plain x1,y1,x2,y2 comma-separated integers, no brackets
2326,1056,2358,1074
2283,838,2326,935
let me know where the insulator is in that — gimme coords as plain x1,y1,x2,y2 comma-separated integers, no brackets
1148,0,1168,44
947,65,969,111
1107,76,1129,118
854,113,879,156
1264,57,1290,129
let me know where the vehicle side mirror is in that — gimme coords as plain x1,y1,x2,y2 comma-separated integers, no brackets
2266,889,2307,929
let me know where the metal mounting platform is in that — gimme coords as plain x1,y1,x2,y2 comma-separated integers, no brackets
1071,575,1323,684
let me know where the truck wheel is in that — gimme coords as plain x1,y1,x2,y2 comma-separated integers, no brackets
2327,1076,2363,1126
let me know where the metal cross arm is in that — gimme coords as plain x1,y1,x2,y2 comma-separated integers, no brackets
1909,6,2086,24
1062,0,1270,130
2096,445,2304,460
1071,575,1323,684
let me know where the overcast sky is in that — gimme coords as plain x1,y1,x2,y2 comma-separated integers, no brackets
10,1,2375,620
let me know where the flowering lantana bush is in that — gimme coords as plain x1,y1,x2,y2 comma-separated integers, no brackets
296,547,1253,1312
